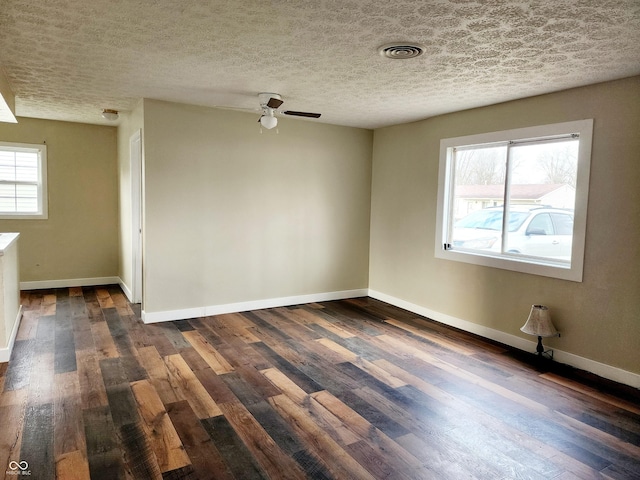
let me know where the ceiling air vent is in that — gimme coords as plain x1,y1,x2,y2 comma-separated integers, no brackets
377,42,426,59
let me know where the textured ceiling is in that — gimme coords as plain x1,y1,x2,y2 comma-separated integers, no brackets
0,0,639,129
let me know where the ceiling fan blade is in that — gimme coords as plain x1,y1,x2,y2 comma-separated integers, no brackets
283,110,321,118
267,97,284,109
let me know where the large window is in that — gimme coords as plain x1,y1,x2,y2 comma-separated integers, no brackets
0,142,48,219
435,120,593,282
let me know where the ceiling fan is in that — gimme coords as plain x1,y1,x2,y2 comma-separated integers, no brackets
257,93,321,130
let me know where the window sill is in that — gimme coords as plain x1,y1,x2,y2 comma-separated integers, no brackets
435,247,583,282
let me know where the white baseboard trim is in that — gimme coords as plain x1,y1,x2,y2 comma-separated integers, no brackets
142,305,206,324
0,306,23,363
368,289,640,389
119,279,134,303
20,276,121,291
141,288,369,324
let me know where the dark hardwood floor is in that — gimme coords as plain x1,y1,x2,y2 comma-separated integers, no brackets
1,286,639,479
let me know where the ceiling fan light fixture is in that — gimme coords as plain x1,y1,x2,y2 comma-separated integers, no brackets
102,108,119,121
260,114,278,130
254,93,320,130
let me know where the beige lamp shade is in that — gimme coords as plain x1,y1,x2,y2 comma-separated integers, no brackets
520,305,558,338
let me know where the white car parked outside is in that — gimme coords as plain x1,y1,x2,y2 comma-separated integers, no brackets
452,206,574,261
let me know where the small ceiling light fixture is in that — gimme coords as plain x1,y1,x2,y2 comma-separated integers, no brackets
259,110,278,130
377,42,426,59
520,305,560,359
102,109,119,121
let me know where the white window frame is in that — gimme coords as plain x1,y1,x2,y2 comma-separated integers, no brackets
435,119,593,282
0,141,48,219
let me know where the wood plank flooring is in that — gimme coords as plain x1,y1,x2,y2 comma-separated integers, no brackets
1,286,639,479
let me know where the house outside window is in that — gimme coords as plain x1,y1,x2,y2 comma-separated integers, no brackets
435,119,593,282
454,183,576,220
0,142,48,219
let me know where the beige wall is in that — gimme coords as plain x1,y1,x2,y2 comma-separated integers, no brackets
369,76,640,375
142,99,372,314
0,117,119,283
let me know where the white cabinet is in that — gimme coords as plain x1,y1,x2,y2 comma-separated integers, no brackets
0,233,21,363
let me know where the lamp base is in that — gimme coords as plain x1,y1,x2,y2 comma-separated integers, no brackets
535,335,554,360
